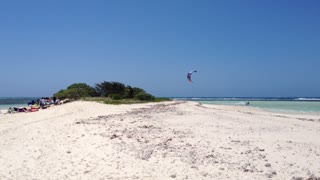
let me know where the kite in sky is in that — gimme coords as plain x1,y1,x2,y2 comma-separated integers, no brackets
187,70,197,83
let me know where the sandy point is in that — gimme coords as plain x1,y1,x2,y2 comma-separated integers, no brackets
0,100,320,179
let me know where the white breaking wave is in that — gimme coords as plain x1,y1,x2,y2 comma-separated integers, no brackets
295,98,320,101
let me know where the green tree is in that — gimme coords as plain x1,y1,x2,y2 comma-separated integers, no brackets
67,83,97,97
95,81,126,98
134,92,155,101
132,87,146,96
54,83,97,99
123,86,134,99
54,89,68,99
54,81,157,102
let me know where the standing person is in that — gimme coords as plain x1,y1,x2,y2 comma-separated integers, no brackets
40,97,46,109
53,96,57,104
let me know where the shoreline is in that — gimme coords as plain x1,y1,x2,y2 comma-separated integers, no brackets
0,100,319,179
2,101,320,116
197,101,320,115
200,102,320,118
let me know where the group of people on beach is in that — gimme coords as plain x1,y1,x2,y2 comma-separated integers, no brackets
7,97,65,114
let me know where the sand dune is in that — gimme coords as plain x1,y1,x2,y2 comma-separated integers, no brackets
0,101,319,179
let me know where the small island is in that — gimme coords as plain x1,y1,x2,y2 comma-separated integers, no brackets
54,81,170,104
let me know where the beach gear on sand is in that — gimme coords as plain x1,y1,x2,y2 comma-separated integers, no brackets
30,106,39,112
8,106,39,113
13,107,28,112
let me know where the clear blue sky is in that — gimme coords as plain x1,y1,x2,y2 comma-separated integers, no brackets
1,0,319,97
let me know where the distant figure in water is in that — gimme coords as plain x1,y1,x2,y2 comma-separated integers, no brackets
246,102,250,105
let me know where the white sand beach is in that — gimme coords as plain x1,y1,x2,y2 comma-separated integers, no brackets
0,101,319,179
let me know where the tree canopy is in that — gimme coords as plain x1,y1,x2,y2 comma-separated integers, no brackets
54,83,97,100
53,81,155,101
95,81,126,97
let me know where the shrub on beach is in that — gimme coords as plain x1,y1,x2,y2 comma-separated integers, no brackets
95,81,126,97
53,81,165,103
109,94,122,100
67,83,97,96
54,83,97,100
131,87,146,96
95,81,151,100
134,92,155,101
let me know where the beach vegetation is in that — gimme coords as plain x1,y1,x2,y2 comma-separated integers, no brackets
84,97,171,105
95,81,126,98
94,81,152,100
53,81,171,104
109,94,122,100
123,85,134,99
134,92,155,101
54,83,97,100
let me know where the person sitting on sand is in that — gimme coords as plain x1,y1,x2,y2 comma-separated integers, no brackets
13,107,28,112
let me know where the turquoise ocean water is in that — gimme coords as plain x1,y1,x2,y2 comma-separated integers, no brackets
174,97,320,114
2,97,320,114
0,97,40,110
